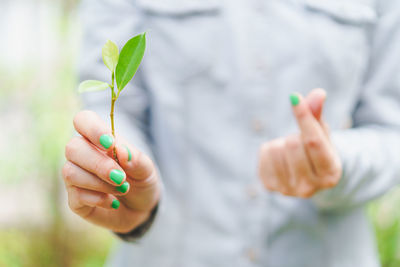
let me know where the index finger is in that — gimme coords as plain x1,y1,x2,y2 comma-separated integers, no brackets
290,93,325,139
290,93,333,174
73,110,115,152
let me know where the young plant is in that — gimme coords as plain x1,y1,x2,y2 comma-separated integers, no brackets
78,33,146,161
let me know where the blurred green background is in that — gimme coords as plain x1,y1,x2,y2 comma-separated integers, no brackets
0,0,400,266
0,0,114,266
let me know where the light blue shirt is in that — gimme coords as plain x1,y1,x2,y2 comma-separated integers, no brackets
79,0,400,266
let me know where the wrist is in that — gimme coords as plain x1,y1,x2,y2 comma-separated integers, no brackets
114,188,161,234
114,201,160,239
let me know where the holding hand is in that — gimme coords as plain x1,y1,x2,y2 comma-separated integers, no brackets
62,110,160,233
258,89,342,198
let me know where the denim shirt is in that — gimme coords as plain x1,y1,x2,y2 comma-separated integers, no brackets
78,0,400,266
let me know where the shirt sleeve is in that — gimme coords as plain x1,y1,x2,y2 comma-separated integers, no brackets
78,0,162,240
312,1,400,211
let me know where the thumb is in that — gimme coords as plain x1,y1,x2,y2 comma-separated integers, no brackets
115,140,155,181
305,88,326,121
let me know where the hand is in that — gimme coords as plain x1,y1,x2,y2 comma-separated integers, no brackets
62,110,160,233
258,89,342,198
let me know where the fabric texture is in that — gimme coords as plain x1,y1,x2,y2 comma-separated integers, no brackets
78,0,400,266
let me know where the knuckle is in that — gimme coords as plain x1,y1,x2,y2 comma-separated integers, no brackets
297,181,317,198
275,183,291,196
299,187,316,198
67,199,74,211
265,139,285,155
65,137,81,159
64,143,74,160
94,156,113,177
67,187,81,211
285,136,301,151
68,198,78,212
268,142,280,153
296,107,308,120
280,188,293,197
304,136,322,150
260,174,279,191
262,179,274,191
321,175,340,188
62,162,75,184
95,194,108,207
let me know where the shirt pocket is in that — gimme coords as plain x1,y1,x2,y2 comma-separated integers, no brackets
304,0,377,25
137,0,226,95
299,0,377,122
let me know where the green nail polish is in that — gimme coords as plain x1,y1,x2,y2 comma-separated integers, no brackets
110,169,124,185
116,181,130,193
125,145,132,161
99,134,113,149
111,199,120,209
290,93,300,106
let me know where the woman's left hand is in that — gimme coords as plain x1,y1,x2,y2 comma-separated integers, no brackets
258,89,342,198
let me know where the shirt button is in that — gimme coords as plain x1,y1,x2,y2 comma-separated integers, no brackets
245,184,259,199
251,118,265,133
245,248,258,262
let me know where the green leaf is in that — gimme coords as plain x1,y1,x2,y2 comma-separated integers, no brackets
116,33,146,91
102,40,119,72
78,80,110,93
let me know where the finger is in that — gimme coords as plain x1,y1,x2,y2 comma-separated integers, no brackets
306,88,326,122
66,185,150,233
73,110,115,151
67,186,120,212
114,142,160,211
122,175,160,211
115,143,155,181
261,139,292,195
306,88,330,136
290,92,327,140
65,136,126,186
62,161,130,196
74,194,150,233
259,143,280,191
290,92,334,176
271,141,292,195
284,135,317,198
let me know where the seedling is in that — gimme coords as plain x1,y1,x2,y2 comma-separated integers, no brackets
78,33,146,160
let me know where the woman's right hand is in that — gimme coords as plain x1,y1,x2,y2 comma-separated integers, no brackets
62,110,161,233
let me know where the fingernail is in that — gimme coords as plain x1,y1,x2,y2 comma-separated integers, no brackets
110,169,124,185
116,181,130,193
111,199,120,209
124,145,132,161
290,93,300,106
99,134,113,149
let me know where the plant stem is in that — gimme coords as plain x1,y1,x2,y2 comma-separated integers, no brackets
110,72,119,163
110,97,116,137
